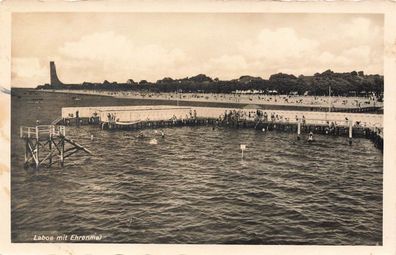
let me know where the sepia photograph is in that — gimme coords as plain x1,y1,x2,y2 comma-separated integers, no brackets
1,1,396,254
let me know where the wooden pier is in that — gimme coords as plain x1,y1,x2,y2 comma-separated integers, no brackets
20,125,92,170
58,105,384,152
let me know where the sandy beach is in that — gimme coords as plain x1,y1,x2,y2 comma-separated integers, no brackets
42,89,382,109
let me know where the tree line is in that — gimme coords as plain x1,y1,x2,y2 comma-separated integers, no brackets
37,69,384,97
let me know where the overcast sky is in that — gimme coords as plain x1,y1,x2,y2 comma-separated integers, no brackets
11,13,383,87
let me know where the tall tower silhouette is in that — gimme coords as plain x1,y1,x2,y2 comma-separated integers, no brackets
50,61,63,88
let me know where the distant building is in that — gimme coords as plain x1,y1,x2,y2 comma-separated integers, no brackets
50,61,64,88
233,89,265,94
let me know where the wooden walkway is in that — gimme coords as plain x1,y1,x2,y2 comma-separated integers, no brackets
60,106,383,128
58,105,384,152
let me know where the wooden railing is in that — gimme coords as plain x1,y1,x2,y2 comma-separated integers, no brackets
20,125,65,139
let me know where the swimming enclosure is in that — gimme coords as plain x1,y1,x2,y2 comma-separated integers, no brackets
59,105,383,151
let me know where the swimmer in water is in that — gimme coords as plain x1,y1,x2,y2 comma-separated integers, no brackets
308,131,314,142
160,131,165,138
137,132,145,138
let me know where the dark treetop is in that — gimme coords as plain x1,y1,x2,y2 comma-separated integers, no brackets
37,69,384,97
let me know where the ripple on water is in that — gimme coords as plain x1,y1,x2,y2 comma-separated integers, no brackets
11,90,383,245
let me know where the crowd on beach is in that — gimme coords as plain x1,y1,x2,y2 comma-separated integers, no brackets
61,90,381,109
119,92,380,108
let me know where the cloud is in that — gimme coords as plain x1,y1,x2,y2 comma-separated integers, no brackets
203,55,248,79
347,17,382,44
315,45,381,74
206,21,382,78
58,31,187,82
203,27,323,78
11,58,48,87
12,16,383,87
240,27,319,61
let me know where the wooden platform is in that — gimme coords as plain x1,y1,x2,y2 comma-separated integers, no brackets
20,125,92,170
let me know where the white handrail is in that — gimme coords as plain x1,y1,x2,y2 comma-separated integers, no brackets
20,125,66,138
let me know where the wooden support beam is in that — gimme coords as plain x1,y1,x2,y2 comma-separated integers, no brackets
63,149,80,159
52,139,61,153
24,139,28,166
49,138,52,166
60,137,64,167
63,137,93,155
27,140,35,153
39,150,55,165
35,137,39,170
25,155,34,164
64,147,77,153
27,140,38,167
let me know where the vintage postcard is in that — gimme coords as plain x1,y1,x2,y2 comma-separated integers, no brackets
1,0,395,254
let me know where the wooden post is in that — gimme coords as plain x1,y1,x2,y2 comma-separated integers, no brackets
49,137,52,166
60,137,64,167
24,139,29,167
35,127,39,170
349,121,353,145
297,121,301,140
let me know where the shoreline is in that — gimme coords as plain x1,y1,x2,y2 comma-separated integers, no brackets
36,89,383,112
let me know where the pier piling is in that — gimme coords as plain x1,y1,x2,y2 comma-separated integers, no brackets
297,121,301,140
